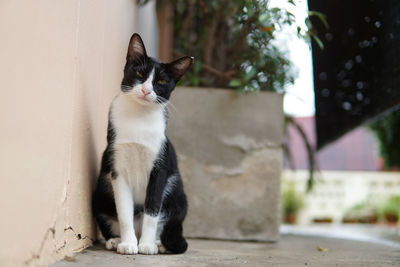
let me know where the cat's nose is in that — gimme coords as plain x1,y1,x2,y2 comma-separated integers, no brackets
141,87,151,96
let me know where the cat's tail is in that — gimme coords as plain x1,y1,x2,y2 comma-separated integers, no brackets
160,217,188,254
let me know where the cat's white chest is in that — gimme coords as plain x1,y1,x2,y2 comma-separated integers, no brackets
110,95,166,203
111,95,166,152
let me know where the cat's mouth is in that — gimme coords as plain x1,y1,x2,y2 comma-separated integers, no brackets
137,95,150,102
135,94,157,105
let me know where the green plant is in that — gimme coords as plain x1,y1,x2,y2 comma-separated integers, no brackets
343,202,379,224
155,0,325,93
369,109,400,170
382,195,400,223
282,182,304,224
142,0,326,191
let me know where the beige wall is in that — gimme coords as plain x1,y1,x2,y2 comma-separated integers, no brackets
0,1,137,266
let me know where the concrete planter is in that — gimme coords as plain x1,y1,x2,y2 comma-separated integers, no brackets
167,87,284,242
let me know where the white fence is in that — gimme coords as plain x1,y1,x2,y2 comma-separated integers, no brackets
282,170,400,225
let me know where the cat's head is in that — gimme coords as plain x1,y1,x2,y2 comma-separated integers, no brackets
121,33,193,107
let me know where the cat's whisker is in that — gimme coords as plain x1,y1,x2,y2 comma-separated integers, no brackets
156,95,167,102
166,102,178,113
155,96,177,112
156,99,169,109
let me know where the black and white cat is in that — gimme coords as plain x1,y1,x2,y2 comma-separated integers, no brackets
92,33,192,255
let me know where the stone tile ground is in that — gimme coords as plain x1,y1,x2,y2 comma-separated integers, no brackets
52,235,400,267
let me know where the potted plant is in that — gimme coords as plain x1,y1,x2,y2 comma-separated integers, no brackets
382,196,400,224
139,0,323,241
282,182,304,224
342,202,379,224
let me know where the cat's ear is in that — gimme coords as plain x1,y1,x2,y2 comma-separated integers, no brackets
127,33,147,61
166,56,194,81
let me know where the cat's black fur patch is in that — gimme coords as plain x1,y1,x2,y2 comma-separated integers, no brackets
92,33,192,254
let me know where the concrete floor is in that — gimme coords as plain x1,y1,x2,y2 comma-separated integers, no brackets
52,235,400,267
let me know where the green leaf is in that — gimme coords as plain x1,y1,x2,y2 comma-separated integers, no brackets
287,11,295,19
258,13,270,24
270,7,281,14
305,17,312,29
229,79,242,87
312,34,324,49
244,67,257,81
193,61,203,73
246,6,255,17
192,76,200,86
309,11,329,29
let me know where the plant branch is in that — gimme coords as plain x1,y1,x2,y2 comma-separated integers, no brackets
174,50,236,81
203,8,222,66
286,116,318,192
203,65,236,80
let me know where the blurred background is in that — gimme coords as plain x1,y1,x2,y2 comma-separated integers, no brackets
141,0,400,245
0,0,399,266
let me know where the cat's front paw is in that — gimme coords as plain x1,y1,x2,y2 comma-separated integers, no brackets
156,240,168,254
105,237,121,250
138,242,158,255
117,242,138,255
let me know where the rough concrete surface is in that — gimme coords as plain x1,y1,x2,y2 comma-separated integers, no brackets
167,87,284,241
52,235,400,267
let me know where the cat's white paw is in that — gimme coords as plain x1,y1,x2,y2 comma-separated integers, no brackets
117,242,138,255
138,242,158,255
105,238,121,250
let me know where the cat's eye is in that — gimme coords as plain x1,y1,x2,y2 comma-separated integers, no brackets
136,71,143,78
158,80,167,85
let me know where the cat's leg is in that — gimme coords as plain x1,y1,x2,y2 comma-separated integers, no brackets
138,214,160,254
155,219,168,254
138,169,168,255
107,209,142,250
160,175,188,254
104,219,121,250
95,214,121,250
111,176,138,254
92,172,122,251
